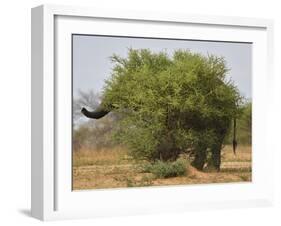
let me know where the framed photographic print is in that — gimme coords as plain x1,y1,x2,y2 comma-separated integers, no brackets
31,4,274,221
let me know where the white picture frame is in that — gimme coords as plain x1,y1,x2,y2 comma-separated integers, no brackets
31,4,274,221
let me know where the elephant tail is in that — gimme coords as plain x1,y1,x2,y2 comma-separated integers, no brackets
232,117,237,155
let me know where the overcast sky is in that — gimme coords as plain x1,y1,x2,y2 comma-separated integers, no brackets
73,35,252,99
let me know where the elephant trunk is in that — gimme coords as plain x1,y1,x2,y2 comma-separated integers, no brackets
81,107,110,119
232,117,237,155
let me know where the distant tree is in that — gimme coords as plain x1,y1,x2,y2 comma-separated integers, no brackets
73,90,119,151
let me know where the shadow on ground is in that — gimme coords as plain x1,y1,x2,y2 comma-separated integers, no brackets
18,209,31,218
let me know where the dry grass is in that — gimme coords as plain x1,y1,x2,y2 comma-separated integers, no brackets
221,145,252,162
73,146,130,167
73,145,252,190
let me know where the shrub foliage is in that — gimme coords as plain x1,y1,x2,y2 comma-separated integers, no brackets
143,159,188,178
100,49,241,162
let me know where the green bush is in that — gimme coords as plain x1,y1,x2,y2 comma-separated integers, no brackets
101,49,240,162
143,159,188,178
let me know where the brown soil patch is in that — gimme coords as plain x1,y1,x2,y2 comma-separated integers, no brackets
73,145,252,190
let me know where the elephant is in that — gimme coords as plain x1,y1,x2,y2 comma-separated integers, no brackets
81,105,237,171
80,49,239,171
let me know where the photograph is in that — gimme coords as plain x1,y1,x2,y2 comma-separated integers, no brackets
72,34,252,190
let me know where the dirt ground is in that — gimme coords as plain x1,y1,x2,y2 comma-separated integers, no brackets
73,145,251,190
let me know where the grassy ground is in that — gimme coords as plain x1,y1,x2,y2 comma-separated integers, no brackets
73,145,251,190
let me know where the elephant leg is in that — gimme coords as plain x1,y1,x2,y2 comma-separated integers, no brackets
191,146,207,171
209,139,224,172
156,136,181,162
162,148,181,161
